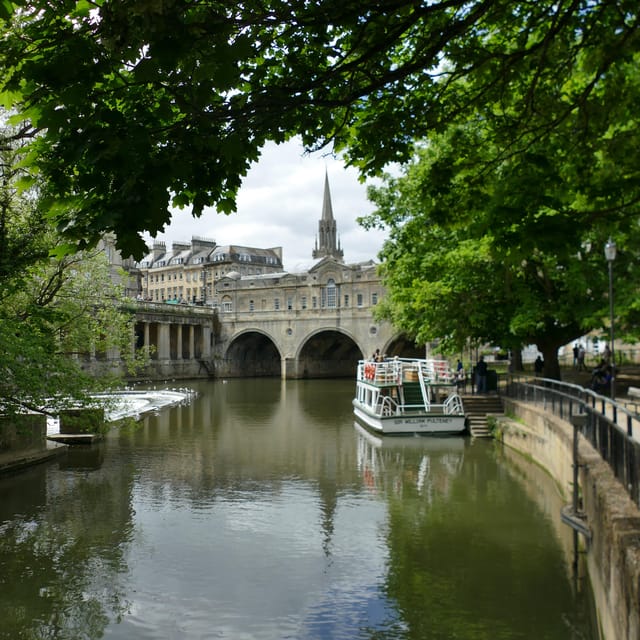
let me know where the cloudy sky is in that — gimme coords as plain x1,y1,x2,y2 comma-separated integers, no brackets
146,138,389,272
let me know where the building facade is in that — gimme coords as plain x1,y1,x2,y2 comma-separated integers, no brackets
214,255,382,318
137,237,283,303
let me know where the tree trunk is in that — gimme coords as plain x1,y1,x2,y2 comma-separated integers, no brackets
539,342,562,380
510,348,524,372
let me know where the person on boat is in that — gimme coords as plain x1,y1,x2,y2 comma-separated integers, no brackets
372,348,383,362
456,366,466,393
475,356,488,393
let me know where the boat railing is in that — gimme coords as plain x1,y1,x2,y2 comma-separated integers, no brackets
376,394,399,416
416,364,432,411
359,360,402,384
357,358,456,386
443,394,464,415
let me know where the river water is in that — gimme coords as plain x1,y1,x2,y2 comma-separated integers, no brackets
0,379,599,639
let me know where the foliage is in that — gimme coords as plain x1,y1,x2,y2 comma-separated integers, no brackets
362,106,639,377
0,125,145,416
0,2,638,258
0,247,144,415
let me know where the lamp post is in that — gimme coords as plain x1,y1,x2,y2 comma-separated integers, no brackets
604,238,617,400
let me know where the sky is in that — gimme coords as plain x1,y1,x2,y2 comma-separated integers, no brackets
145,138,389,272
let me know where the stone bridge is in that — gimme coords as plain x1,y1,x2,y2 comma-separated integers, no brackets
131,302,421,380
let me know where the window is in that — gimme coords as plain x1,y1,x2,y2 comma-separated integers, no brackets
312,296,317,309
274,298,280,310
249,299,254,311
344,294,349,307
301,296,307,310
287,297,293,310
372,292,378,305
357,293,364,307
324,278,337,308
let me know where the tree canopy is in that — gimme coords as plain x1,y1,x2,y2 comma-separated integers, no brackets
0,125,144,416
362,96,639,377
1,1,638,258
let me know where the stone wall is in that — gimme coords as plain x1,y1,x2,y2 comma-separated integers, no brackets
0,414,47,453
496,399,640,640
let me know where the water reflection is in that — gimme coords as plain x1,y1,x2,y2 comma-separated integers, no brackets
0,379,598,639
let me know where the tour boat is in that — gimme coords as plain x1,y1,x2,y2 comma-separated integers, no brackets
352,357,467,435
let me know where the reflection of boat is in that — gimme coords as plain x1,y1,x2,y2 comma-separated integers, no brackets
352,357,467,435
354,422,465,496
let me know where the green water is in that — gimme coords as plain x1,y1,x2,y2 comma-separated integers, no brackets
0,379,598,639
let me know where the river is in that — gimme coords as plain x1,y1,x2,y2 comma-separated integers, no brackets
0,378,599,639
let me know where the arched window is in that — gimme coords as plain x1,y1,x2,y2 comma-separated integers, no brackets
324,278,337,308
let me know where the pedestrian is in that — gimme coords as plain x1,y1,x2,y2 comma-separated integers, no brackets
476,356,488,393
534,355,544,377
578,344,586,371
572,344,579,369
602,343,611,364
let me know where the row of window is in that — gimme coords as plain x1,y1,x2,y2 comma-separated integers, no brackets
144,287,378,309
146,267,268,284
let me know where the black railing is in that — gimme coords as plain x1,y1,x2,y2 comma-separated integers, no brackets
502,376,640,508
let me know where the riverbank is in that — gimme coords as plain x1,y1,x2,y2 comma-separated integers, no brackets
0,441,68,475
497,395,640,640
0,388,197,476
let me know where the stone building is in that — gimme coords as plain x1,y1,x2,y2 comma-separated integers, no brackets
99,234,142,298
214,255,381,317
137,236,283,303
214,172,383,320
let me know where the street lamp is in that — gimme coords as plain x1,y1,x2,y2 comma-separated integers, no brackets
604,237,617,400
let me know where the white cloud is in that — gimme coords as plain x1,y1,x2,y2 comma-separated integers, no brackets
147,139,388,271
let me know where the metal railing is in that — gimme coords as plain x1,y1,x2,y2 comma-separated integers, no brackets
502,375,640,508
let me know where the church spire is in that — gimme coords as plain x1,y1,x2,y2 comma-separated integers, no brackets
313,171,344,261
321,171,334,221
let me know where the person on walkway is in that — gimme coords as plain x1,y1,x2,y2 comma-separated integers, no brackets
572,344,579,369
534,355,544,377
578,344,586,371
476,356,488,393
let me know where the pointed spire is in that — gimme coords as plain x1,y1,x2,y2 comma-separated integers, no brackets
312,171,344,261
321,170,334,221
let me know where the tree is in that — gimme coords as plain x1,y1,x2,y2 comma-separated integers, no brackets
362,109,639,378
0,126,144,416
0,1,638,258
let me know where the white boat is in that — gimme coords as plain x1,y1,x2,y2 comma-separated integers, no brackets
352,357,467,435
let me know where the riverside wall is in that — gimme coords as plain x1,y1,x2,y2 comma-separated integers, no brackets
495,399,640,640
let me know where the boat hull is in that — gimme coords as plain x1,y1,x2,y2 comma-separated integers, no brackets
353,400,467,436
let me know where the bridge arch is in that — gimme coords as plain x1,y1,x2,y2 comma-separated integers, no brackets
381,334,425,359
295,327,362,379
222,329,282,377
